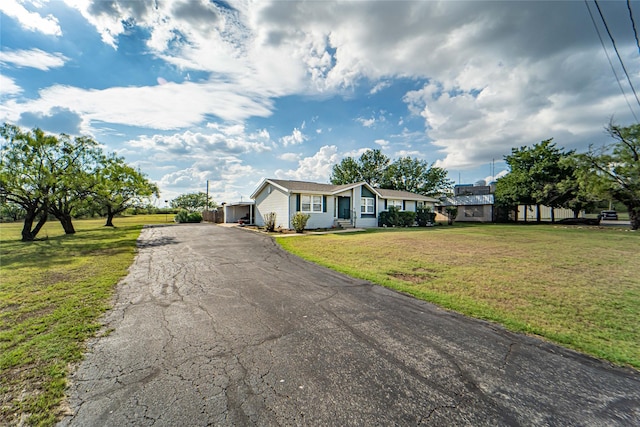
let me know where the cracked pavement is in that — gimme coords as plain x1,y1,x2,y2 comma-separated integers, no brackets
59,224,640,426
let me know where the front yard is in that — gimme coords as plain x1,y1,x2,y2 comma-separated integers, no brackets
276,224,640,369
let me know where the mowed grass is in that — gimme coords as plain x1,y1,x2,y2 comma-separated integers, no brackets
0,215,170,426
276,224,640,369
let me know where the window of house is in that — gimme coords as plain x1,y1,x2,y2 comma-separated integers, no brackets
464,206,484,217
301,195,323,213
388,199,403,210
361,197,375,214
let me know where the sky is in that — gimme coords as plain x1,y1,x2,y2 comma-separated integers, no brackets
1,0,639,205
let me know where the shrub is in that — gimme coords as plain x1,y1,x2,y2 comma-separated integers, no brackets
187,212,203,223
398,211,417,227
416,208,436,226
174,209,202,223
379,206,401,227
291,212,310,233
445,206,458,225
264,212,277,232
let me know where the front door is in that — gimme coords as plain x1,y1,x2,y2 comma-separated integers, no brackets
338,197,351,219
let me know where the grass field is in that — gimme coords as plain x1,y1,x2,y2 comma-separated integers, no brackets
276,223,640,369
0,215,170,426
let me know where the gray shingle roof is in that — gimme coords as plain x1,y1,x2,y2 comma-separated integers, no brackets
268,179,338,193
263,179,437,201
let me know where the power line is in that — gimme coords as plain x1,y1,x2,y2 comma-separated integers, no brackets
627,0,640,55
584,0,639,122
593,0,640,109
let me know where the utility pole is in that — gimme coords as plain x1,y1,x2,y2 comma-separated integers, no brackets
206,180,209,211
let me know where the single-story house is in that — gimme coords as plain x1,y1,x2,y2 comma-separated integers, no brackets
250,179,438,229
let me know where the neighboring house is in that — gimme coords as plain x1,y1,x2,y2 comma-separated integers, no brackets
438,194,495,222
437,182,583,222
437,182,496,222
250,179,438,230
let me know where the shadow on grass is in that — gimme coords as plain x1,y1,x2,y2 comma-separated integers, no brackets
0,226,143,270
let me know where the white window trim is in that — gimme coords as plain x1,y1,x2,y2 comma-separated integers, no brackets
361,197,375,214
388,199,403,210
301,194,323,213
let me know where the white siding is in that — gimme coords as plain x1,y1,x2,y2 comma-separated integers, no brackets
254,185,290,229
290,195,336,229
357,218,378,228
405,200,416,212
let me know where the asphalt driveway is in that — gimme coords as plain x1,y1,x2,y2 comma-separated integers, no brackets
59,224,640,426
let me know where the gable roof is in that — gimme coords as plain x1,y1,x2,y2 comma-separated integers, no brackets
251,178,438,202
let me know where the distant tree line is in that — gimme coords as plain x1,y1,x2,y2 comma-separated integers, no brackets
0,123,159,241
330,149,453,196
494,122,639,230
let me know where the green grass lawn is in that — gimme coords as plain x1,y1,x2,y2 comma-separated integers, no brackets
276,223,640,369
0,215,171,426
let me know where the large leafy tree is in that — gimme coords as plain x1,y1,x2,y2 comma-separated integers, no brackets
47,135,103,234
555,154,600,218
330,156,361,185
494,171,530,221
171,192,216,211
577,122,640,230
495,139,573,222
381,157,452,196
0,124,58,241
358,149,390,187
94,154,159,227
330,149,450,195
330,149,390,186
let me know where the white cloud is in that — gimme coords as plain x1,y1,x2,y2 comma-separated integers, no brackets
279,153,301,162
374,139,389,147
0,0,62,36
129,128,271,159
357,117,376,128
280,127,307,146
484,170,509,184
2,81,274,130
370,81,391,94
0,75,22,96
159,167,208,189
1,48,68,70
275,145,339,181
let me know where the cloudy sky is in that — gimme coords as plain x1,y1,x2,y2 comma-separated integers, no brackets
1,0,639,204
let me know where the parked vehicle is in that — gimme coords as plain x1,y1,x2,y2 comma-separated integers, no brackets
599,210,618,220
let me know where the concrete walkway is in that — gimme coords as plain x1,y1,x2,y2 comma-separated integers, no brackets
59,223,640,426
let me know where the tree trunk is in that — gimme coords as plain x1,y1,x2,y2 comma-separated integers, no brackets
550,208,555,223
22,211,36,241
573,209,579,219
58,214,76,234
21,207,48,241
105,206,115,227
536,204,541,223
629,206,639,231
523,205,527,222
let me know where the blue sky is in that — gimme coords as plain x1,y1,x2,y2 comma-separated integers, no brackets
1,0,639,204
